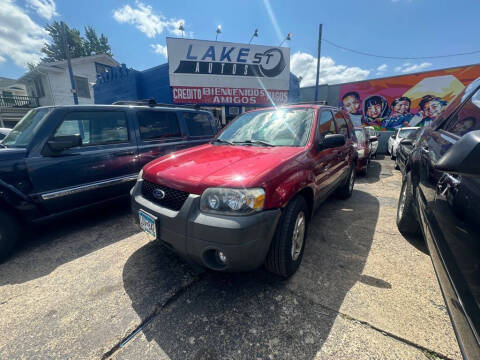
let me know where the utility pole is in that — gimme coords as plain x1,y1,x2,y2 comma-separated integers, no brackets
314,24,323,102
62,22,78,105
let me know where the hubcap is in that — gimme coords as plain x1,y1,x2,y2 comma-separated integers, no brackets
291,211,306,261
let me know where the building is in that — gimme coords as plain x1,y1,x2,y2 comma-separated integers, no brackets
18,54,119,108
94,38,299,125
300,63,480,152
0,77,34,128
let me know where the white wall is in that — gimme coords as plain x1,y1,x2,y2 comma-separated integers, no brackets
35,58,117,106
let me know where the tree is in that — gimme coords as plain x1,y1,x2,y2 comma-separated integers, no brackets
41,21,113,62
84,26,112,56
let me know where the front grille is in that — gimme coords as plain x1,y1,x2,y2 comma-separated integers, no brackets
141,180,189,211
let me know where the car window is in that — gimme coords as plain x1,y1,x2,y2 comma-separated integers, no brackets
137,110,181,140
334,111,349,138
183,112,214,136
354,129,365,143
443,86,480,137
318,110,336,137
54,111,128,146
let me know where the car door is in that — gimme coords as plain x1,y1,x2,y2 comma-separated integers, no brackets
313,109,339,204
332,110,352,183
134,109,190,170
423,88,480,358
26,109,138,214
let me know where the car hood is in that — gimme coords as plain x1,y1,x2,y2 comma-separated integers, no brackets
143,144,305,194
0,147,27,161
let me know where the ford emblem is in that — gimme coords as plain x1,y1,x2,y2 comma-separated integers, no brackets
153,188,166,200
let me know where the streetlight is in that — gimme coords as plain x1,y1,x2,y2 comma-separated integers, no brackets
178,22,185,38
249,29,259,44
279,32,292,46
215,25,222,41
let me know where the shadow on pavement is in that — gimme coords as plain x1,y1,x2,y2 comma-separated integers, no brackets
0,198,138,285
122,189,380,359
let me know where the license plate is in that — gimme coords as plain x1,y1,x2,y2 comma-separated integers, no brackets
139,210,157,238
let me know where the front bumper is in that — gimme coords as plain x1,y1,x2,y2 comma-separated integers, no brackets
130,180,281,272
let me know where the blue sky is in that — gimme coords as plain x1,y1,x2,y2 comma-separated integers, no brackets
1,0,480,86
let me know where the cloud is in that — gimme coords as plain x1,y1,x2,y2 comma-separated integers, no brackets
376,63,388,76
26,0,58,20
394,62,432,74
0,55,6,63
0,0,48,68
291,52,370,86
113,2,186,38
151,44,167,58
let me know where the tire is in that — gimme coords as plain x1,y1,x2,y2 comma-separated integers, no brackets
265,196,308,278
336,165,355,199
396,172,420,236
0,209,20,263
394,157,399,170
360,158,369,176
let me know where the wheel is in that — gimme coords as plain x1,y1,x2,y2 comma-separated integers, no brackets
265,196,308,278
394,157,399,170
336,165,355,199
0,209,20,263
396,172,420,236
391,150,395,160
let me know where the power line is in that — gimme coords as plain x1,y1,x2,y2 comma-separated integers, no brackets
322,38,480,60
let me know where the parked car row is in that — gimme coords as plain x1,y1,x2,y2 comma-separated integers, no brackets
394,78,480,360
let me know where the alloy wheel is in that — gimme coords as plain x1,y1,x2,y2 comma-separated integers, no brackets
291,211,306,261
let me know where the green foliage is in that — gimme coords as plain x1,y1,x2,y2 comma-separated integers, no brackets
41,21,112,62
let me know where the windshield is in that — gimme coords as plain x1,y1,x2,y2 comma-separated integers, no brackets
2,108,51,148
354,129,365,143
398,128,418,138
216,108,314,147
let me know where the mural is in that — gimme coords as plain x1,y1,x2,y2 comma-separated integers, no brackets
339,64,480,130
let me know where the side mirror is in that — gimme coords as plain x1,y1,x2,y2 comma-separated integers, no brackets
47,134,82,152
369,136,378,142
319,134,345,150
435,130,480,177
400,138,413,145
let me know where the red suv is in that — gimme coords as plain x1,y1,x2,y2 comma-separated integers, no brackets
131,105,357,277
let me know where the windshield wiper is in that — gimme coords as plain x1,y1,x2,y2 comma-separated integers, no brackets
234,140,275,147
212,138,234,145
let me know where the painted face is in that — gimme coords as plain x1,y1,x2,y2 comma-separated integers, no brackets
392,100,410,116
343,96,360,115
424,100,445,120
367,103,382,118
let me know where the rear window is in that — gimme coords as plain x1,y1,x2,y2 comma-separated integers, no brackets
137,111,181,140
183,112,214,136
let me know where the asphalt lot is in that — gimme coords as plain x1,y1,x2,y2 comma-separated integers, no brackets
0,157,462,360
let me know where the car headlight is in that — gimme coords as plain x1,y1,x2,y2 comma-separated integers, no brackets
357,149,365,158
200,188,265,215
137,168,144,181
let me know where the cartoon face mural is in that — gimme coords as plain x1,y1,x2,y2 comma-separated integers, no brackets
339,65,480,131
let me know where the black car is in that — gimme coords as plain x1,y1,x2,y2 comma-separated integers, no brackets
0,101,217,261
394,127,421,173
396,78,480,359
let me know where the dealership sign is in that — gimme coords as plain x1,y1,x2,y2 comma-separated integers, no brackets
167,38,290,105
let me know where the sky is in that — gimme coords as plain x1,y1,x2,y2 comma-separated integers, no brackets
1,0,480,87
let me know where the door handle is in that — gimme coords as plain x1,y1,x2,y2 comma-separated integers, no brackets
113,151,135,157
437,173,460,196
421,146,429,154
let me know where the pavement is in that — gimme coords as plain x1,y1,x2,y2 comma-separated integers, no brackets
0,156,462,360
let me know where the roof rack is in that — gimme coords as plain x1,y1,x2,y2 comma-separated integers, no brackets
112,98,201,109
286,100,328,105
